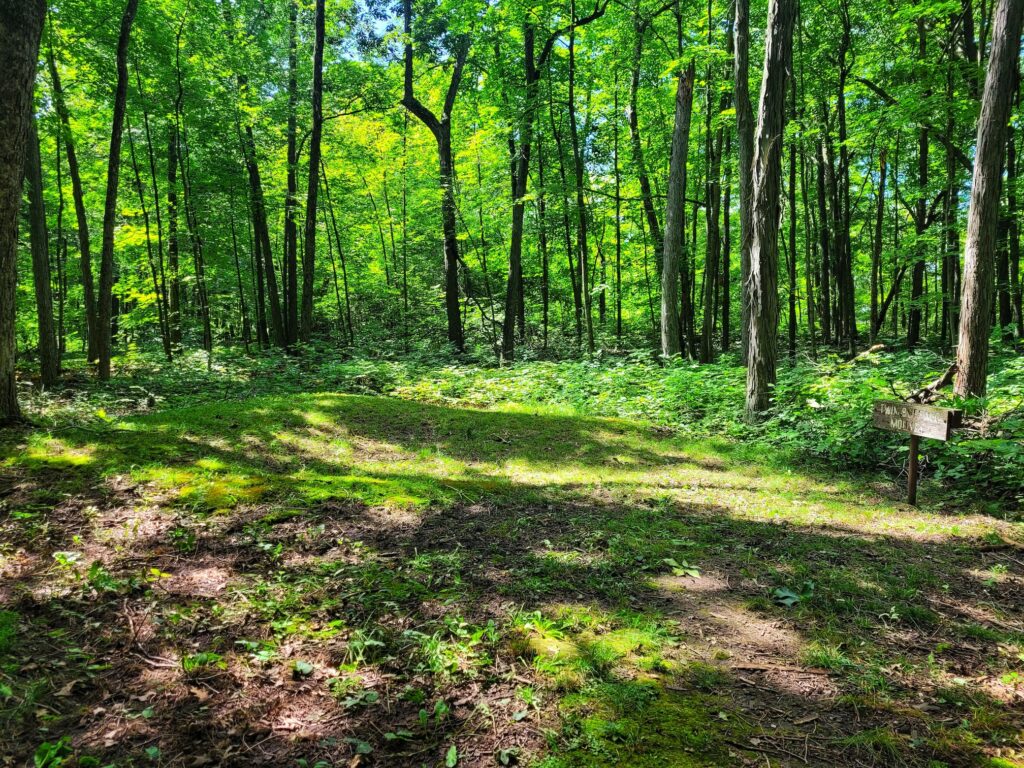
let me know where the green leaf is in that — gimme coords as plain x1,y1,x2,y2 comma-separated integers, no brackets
445,744,458,767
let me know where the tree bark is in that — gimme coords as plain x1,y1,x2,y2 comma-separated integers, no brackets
734,0,755,362
402,0,467,351
629,10,663,259
300,0,325,342
0,0,45,421
166,125,182,347
567,0,595,354
26,118,60,387
746,0,795,419
126,111,172,361
661,63,696,358
871,150,887,343
956,0,1024,397
47,45,98,361
284,0,299,346
908,17,929,350
96,0,139,381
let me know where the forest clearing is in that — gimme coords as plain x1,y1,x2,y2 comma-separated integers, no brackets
3,0,1024,765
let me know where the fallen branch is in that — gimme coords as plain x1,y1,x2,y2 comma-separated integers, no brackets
905,363,957,404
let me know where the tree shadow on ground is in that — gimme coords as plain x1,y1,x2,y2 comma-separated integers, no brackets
1,393,1022,767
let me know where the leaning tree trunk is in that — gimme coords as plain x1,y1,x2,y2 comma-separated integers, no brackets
745,0,795,420
300,0,325,342
27,116,60,387
956,0,1024,397
661,63,696,358
96,0,140,381
0,0,45,422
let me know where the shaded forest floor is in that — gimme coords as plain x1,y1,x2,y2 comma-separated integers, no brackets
2,355,1023,767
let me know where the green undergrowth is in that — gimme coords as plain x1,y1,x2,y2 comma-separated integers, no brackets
18,344,1024,511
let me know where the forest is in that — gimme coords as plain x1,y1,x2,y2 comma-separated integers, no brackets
2,0,1024,765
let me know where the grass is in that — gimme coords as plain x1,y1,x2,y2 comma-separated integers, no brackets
1,357,1023,766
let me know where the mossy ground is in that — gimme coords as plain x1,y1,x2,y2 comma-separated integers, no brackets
1,363,1023,767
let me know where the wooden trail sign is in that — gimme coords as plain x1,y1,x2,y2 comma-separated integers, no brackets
872,401,962,506
873,401,961,441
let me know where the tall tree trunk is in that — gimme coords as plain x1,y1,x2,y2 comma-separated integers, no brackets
661,63,696,358
134,61,172,360
229,197,250,352
54,122,67,356
722,129,732,353
26,118,60,387
908,17,929,350
126,111,172,360
166,125,182,347
96,0,139,381
48,45,98,361
956,0,1024,397
284,0,299,346
1,0,45,420
1009,114,1024,341
320,161,354,343
225,4,281,348
746,0,795,419
814,138,832,344
173,23,212,356
402,0,467,351
177,131,213,355
614,78,623,341
787,76,797,361
835,0,856,355
300,0,325,342
871,150,887,343
734,0,755,362
567,2,594,354
538,133,550,348
702,123,724,363
629,13,662,258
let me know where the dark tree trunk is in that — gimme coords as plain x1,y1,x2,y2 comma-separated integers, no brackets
734,0,755,362
538,133,550,348
284,0,299,346
173,23,212,357
567,2,595,354
629,11,663,259
320,161,354,343
1009,115,1024,341
402,0,467,352
229,197,251,352
701,115,724,363
908,17,929,350
26,118,60,387
126,111,172,360
96,0,140,381
300,0,325,342
661,63,695,358
48,45,98,361
787,75,797,362
871,150,887,343
167,124,182,347
956,0,1024,397
746,0,795,419
134,62,172,360
500,6,609,360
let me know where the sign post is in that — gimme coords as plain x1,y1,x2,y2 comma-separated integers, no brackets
873,401,961,505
